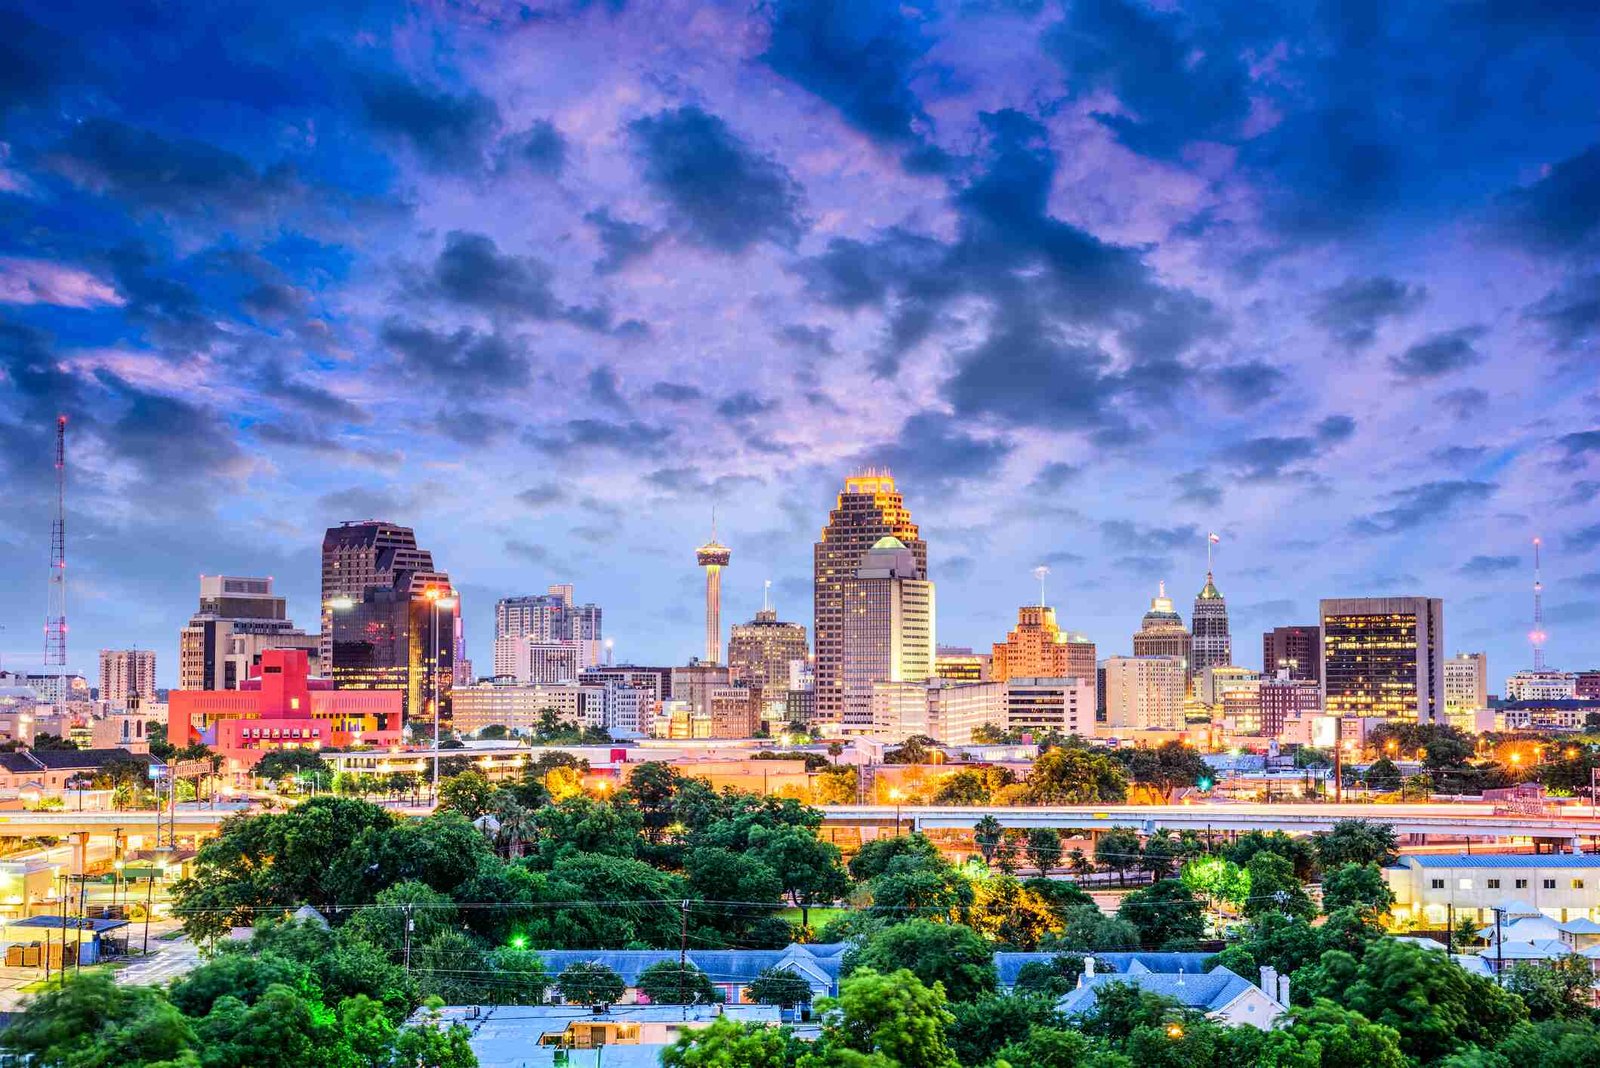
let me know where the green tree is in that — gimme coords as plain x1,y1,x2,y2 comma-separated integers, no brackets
168,952,313,1018
392,999,479,1068
555,962,625,1005
1505,955,1596,1021
624,761,684,841
1364,757,1402,792
1013,954,1094,998
437,770,495,820
808,968,959,1068
1051,907,1140,953
1140,829,1181,880
1256,999,1408,1068
885,735,938,764
1094,828,1142,886
992,1026,1102,1068
195,984,335,1068
748,824,849,931
252,749,330,787
1022,747,1128,804
849,919,997,1003
1,972,196,1067
1314,819,1400,869
1117,741,1210,797
849,833,942,881
867,852,974,923
747,966,815,1008
637,961,722,1004
1025,827,1064,875
1320,863,1395,916
1223,830,1317,883
1242,852,1315,920
340,880,458,960
1119,879,1206,949
974,815,1004,864
1299,939,1525,1064
948,992,1062,1067
1179,857,1251,927
970,874,1059,950
663,1016,791,1068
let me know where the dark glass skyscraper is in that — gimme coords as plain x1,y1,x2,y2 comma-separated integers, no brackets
1191,572,1232,672
1263,625,1321,683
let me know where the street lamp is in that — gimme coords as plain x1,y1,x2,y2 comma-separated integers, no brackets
889,788,904,837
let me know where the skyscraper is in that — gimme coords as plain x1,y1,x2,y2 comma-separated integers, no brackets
1263,625,1321,683
839,536,935,730
179,575,319,691
322,522,454,723
98,649,156,709
814,472,926,726
1103,656,1186,731
1320,597,1445,722
493,587,602,676
1132,583,1192,678
695,527,731,665
1191,571,1232,672
992,605,1097,685
727,606,809,691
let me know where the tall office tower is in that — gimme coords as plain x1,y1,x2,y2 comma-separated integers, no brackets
570,603,604,670
814,472,927,726
1132,583,1193,680
1191,571,1232,672
452,611,472,686
1320,597,1445,722
98,649,156,709
695,526,732,665
1103,655,1186,731
331,570,455,724
1263,625,1321,684
992,605,1098,683
839,536,935,730
321,521,437,665
179,576,319,691
728,607,809,690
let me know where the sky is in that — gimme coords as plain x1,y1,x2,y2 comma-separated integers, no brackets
1,0,1598,692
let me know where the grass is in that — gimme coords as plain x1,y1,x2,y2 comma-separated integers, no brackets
17,962,122,993
779,907,851,931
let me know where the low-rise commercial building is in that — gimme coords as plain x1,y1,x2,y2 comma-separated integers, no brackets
1386,853,1600,927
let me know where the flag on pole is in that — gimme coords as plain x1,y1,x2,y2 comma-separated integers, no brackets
1208,532,1220,543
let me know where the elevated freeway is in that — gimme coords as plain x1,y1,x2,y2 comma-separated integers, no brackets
0,803,252,839
818,802,1600,841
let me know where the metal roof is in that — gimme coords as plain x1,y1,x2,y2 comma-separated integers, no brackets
1059,966,1266,1018
1403,853,1600,869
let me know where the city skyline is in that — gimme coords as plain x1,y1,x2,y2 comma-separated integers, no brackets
2,2,1598,686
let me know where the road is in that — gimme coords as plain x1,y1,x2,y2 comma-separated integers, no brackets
115,933,202,988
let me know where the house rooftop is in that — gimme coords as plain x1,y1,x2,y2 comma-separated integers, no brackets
1397,853,1600,869
1059,966,1267,1019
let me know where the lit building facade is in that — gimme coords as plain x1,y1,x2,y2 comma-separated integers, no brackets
839,537,934,731
1132,583,1192,684
814,473,926,726
1191,572,1232,672
934,647,990,682
1258,672,1322,737
1004,677,1096,738
992,606,1097,692
1103,656,1186,731
1263,625,1321,684
321,522,436,664
98,649,156,709
1575,671,1600,700
1444,652,1489,717
449,681,606,735
496,639,580,685
1319,597,1445,722
727,609,809,690
493,588,603,676
1505,669,1578,702
696,533,732,665
179,575,319,691
168,649,403,772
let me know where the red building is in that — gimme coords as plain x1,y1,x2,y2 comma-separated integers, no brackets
168,648,403,772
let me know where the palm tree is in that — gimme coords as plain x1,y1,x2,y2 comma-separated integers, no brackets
974,815,1004,864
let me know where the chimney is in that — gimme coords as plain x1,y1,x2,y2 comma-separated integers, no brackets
1277,974,1291,1006
1259,965,1278,994
1083,956,1095,978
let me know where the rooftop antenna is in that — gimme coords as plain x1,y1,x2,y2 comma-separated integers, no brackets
43,416,67,692
763,579,772,613
1031,565,1050,607
1531,536,1547,671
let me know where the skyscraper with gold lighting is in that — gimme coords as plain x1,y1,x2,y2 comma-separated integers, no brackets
813,471,926,726
696,525,731,665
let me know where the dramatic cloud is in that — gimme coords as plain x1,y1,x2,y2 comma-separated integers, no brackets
364,75,499,172
381,320,530,395
856,411,1011,490
1313,276,1426,349
1497,143,1600,253
1349,480,1497,536
0,258,122,308
1458,554,1520,576
628,106,804,252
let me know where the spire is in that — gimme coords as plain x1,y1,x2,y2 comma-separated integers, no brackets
1531,536,1547,671
1032,565,1050,608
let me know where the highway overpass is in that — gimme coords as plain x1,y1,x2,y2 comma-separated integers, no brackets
0,804,251,839
818,802,1600,841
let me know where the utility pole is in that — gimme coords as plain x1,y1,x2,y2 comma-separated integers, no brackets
679,899,691,1022
1446,903,1454,954
1333,718,1344,804
403,904,414,972
1492,906,1505,983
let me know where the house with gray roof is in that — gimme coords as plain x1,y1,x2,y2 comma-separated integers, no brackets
538,944,847,1007
1058,961,1289,1030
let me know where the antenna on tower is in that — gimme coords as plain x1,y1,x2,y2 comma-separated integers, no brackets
1531,536,1547,671
43,416,67,688
763,579,772,613
1032,565,1050,608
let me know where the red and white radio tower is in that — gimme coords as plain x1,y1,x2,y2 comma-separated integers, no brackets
43,416,67,670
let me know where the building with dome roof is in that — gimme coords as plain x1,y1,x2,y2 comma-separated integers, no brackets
837,534,934,732
1132,582,1193,686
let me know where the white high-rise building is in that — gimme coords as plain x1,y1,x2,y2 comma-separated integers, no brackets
1103,656,1186,731
1505,669,1577,701
493,586,603,677
1444,652,1489,716
1004,677,1096,738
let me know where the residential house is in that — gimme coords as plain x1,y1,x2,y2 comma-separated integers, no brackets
1058,961,1289,1030
418,1004,782,1068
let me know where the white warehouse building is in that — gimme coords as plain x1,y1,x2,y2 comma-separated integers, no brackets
1386,853,1600,927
